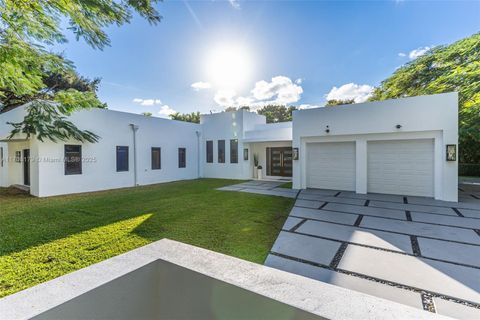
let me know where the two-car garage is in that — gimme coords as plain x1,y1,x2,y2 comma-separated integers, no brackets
306,139,435,197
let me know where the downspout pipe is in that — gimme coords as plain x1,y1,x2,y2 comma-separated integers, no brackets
196,131,201,178
129,124,139,186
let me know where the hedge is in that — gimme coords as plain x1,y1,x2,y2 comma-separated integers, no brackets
459,163,480,177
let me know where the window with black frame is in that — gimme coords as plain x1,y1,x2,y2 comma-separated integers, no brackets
116,146,129,172
230,139,238,163
218,140,225,163
206,140,213,163
178,148,186,168
65,145,82,175
151,147,161,170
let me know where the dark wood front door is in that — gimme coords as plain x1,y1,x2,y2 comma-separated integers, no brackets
268,147,292,177
23,149,30,186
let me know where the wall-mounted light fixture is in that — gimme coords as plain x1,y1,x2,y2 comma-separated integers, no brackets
325,125,330,134
396,124,402,129
446,144,456,161
15,151,21,163
293,148,299,160
243,148,249,161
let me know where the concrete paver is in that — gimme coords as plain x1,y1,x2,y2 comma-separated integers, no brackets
433,298,480,320
289,207,358,225
458,208,480,218
338,192,405,203
411,211,480,229
282,217,304,231
338,245,480,304
270,231,341,265
417,238,480,268
294,199,324,209
369,201,458,216
298,194,366,205
324,203,407,220
361,216,480,244
296,220,413,253
265,254,424,310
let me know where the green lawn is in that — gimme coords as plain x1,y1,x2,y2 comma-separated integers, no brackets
0,179,294,298
278,182,292,189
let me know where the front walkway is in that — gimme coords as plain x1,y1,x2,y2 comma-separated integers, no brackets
217,180,299,198
219,181,480,318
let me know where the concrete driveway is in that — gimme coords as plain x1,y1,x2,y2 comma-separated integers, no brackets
265,184,480,319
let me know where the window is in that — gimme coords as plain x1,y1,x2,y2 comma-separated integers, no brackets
230,139,238,163
65,145,82,175
206,140,213,163
116,146,129,172
218,140,225,163
178,148,186,168
0,147,3,167
151,147,161,170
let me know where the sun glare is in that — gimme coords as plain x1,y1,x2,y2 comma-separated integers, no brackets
205,43,253,90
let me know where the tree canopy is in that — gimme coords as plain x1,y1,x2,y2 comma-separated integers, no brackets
370,33,480,163
170,112,201,123
257,105,296,123
0,0,161,142
325,99,355,106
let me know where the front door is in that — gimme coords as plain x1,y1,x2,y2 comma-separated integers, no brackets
23,149,30,186
268,147,292,177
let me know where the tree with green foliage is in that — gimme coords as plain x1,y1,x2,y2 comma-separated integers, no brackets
0,0,161,142
370,33,480,163
257,105,296,123
141,112,153,117
170,112,201,123
325,99,355,106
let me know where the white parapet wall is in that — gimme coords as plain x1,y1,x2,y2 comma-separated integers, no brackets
0,239,451,320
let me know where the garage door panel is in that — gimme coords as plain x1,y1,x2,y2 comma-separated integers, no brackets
368,139,434,197
307,142,356,191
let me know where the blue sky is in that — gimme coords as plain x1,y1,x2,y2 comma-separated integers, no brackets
53,0,480,117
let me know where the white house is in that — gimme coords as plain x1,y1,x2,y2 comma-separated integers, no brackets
0,92,458,201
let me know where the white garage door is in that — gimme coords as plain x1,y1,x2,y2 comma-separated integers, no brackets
306,142,356,191
367,139,434,197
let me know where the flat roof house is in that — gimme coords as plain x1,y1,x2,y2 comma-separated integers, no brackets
0,92,458,201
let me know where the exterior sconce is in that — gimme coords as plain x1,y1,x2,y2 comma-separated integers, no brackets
293,148,299,160
396,124,402,129
15,151,21,162
446,144,456,161
325,125,330,133
243,148,249,161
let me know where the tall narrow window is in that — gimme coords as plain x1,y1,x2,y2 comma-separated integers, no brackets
230,139,238,163
218,140,225,163
116,146,129,172
151,147,161,170
206,140,213,163
178,148,186,168
0,147,3,167
65,145,82,175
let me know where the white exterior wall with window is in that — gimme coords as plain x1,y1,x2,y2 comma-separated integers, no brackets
292,93,458,202
200,110,265,180
0,107,201,197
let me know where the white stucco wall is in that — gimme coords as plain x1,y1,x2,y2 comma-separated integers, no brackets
200,110,266,180
292,93,458,201
32,109,201,197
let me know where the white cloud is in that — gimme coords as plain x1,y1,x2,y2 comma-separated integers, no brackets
132,98,162,106
251,76,303,105
158,105,176,118
228,0,240,9
191,81,212,91
326,83,374,103
398,52,406,57
214,89,237,107
295,78,303,84
213,76,304,110
408,46,431,59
